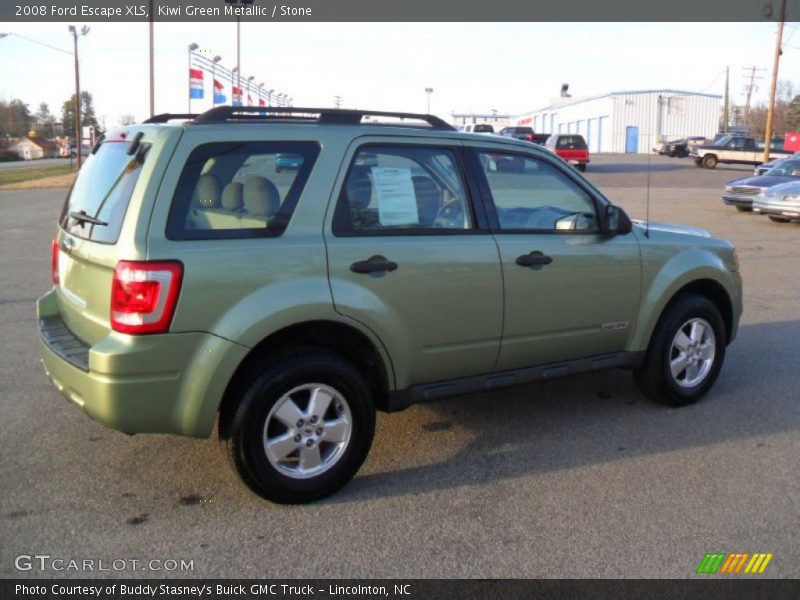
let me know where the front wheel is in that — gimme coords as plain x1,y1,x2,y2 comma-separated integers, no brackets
226,349,375,504
634,294,727,407
768,215,790,223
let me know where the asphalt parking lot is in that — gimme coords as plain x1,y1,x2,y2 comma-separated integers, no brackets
0,154,798,579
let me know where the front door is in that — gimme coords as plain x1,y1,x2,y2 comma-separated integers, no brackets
324,140,503,387
467,147,642,371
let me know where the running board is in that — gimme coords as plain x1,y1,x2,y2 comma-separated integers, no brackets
384,351,644,412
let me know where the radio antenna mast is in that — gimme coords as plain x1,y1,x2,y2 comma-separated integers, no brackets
645,146,651,238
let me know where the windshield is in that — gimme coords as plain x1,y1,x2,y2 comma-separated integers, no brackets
767,161,800,177
59,140,151,243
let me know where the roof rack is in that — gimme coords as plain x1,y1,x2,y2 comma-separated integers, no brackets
143,113,200,123
192,106,455,131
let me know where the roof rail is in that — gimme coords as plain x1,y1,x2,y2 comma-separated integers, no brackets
192,106,455,130
143,113,200,124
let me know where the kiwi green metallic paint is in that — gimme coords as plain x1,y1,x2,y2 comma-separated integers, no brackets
38,111,742,449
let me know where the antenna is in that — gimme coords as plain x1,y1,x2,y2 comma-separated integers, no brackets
645,149,651,238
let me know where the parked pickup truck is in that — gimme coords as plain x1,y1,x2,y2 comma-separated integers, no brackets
691,135,792,169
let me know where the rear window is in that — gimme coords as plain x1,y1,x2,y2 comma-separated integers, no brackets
166,141,320,240
515,127,534,134
556,135,588,150
473,124,494,133
59,140,151,244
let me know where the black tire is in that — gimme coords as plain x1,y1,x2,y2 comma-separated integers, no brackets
768,216,790,223
701,154,718,169
577,163,587,172
634,293,727,407
226,349,375,504
735,205,752,212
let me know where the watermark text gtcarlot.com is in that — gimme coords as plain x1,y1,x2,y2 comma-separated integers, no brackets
14,554,194,572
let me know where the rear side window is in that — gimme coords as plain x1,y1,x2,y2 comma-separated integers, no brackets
166,141,319,239
59,140,151,244
333,145,474,235
556,136,587,150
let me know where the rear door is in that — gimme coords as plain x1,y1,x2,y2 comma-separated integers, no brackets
324,138,503,387
54,128,179,344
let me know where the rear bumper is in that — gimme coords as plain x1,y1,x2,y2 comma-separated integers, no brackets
37,290,248,438
722,194,756,207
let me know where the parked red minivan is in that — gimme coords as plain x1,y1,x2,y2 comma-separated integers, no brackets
545,134,590,172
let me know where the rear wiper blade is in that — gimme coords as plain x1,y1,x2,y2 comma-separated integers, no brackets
69,210,108,227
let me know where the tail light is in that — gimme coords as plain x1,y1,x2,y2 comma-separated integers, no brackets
51,239,59,285
110,261,183,334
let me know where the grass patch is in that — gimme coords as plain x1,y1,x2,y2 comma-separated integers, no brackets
0,165,76,186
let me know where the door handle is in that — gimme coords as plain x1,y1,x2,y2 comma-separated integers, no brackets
350,255,399,274
515,251,553,267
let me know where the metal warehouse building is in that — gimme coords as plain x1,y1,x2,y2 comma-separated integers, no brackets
514,90,722,154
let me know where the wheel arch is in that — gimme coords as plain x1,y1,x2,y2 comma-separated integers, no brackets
635,277,734,355
218,319,393,439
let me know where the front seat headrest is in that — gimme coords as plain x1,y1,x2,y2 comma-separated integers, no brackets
195,173,221,208
346,171,373,210
221,182,244,210
243,176,281,216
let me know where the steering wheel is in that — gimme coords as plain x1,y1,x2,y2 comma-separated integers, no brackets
433,201,467,229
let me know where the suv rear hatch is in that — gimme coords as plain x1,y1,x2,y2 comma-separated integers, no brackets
53,128,172,345
555,135,589,162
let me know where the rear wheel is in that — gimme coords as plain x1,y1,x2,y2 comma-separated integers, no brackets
226,349,375,504
768,215,790,223
735,205,752,212
634,294,726,407
701,154,718,169
577,163,587,172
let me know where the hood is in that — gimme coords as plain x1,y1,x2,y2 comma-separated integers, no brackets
761,180,800,198
632,220,711,238
726,175,797,188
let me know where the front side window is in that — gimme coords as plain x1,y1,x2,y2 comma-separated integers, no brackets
478,152,598,232
166,141,319,239
333,146,474,234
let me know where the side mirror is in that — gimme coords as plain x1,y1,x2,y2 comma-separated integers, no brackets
604,204,633,236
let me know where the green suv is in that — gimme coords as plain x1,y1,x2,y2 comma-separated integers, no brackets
38,107,742,503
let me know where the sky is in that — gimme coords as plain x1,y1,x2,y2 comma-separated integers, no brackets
1,21,799,129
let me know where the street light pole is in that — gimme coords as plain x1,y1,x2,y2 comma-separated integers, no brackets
425,87,434,114
68,25,89,168
148,0,154,117
236,18,241,104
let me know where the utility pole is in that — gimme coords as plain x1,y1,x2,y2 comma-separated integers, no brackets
333,95,342,108
741,65,765,130
763,0,787,164
723,66,729,133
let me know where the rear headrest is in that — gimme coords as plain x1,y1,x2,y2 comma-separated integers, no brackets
195,174,221,208
221,182,243,210
346,171,373,210
243,176,280,216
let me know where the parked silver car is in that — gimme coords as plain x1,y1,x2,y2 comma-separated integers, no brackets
752,180,800,223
